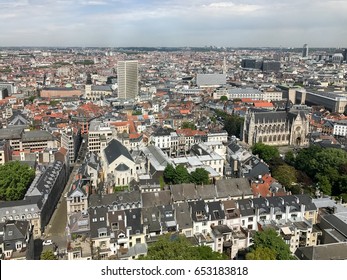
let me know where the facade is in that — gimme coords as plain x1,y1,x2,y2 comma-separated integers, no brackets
0,128,57,152
101,139,137,188
117,60,139,100
333,120,347,136
88,121,115,154
242,110,310,146
40,88,81,99
61,127,81,164
84,85,113,101
0,140,10,165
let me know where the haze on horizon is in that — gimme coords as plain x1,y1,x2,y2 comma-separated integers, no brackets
0,0,346,48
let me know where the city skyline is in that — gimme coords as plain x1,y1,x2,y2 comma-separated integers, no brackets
0,0,346,48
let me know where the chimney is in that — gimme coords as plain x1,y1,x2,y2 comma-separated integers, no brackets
205,203,209,214
285,205,290,222
270,206,274,219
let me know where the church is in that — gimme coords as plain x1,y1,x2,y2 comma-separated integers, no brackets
241,110,310,146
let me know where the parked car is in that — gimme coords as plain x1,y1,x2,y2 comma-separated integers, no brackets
43,239,53,246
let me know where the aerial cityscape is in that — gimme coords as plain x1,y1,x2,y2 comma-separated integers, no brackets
1,0,347,261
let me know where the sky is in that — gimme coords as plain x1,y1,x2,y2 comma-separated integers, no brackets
0,0,346,48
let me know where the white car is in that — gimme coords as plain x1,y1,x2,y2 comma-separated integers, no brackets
43,239,53,246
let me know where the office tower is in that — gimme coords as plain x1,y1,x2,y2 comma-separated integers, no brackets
117,60,138,100
343,48,347,62
302,44,309,58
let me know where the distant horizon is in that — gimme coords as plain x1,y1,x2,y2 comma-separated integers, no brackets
1,1,346,48
0,45,344,50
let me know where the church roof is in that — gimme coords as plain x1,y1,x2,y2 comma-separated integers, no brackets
254,111,288,123
253,110,306,124
103,139,133,165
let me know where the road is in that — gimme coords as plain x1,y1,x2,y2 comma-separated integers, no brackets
43,135,88,250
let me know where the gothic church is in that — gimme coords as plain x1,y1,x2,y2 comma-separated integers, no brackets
242,110,310,146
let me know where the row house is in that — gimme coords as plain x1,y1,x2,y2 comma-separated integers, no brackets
170,178,253,204
86,206,146,260
237,195,318,231
259,219,320,253
0,220,34,260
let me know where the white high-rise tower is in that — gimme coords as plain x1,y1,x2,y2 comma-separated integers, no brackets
117,60,138,100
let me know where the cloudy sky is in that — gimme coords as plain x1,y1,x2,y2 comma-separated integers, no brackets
0,0,346,47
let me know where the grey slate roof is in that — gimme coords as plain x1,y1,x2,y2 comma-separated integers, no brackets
207,201,225,221
188,200,208,222
2,220,29,241
142,207,161,233
254,111,288,123
170,183,199,202
295,242,347,260
125,208,143,235
88,206,109,239
89,191,141,209
174,202,193,230
103,139,133,165
0,127,23,140
91,85,113,92
141,190,171,208
22,130,54,142
215,178,253,198
195,184,217,200
115,163,129,171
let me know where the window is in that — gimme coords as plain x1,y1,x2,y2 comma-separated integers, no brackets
100,217,105,221
248,217,253,222
92,218,97,222
112,222,119,230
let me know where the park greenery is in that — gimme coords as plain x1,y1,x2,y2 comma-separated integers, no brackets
181,121,197,130
163,164,210,185
214,109,244,138
138,234,227,260
0,161,35,201
40,250,57,260
251,142,280,163
220,95,228,101
251,142,347,198
246,228,293,260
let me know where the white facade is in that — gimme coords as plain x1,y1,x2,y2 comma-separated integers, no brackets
333,121,347,136
117,60,138,100
88,122,115,154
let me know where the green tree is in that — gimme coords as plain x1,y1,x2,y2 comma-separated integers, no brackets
294,146,347,196
252,142,280,163
316,174,332,196
284,150,295,165
249,228,293,260
139,234,227,260
40,250,57,260
181,122,196,130
174,165,190,184
220,95,228,101
223,114,244,137
191,168,210,185
163,164,176,184
245,247,277,260
272,164,298,190
0,161,35,201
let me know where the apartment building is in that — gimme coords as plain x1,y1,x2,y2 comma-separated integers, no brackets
88,121,115,154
